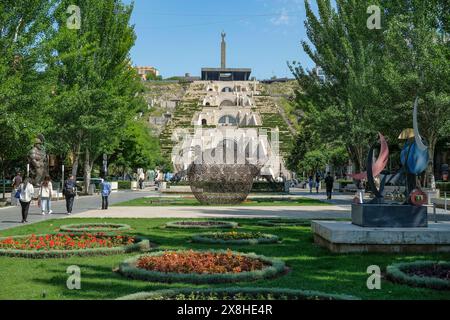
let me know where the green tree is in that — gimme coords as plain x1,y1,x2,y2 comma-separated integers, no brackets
50,0,145,192
381,0,450,184
290,0,449,184
0,0,55,197
109,120,166,176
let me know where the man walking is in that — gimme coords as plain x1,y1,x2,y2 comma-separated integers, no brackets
324,172,334,200
100,178,112,210
63,175,77,215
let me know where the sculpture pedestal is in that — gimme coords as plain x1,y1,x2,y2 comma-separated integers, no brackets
351,203,427,228
312,221,450,253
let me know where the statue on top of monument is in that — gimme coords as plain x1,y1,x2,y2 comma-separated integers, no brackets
221,31,226,42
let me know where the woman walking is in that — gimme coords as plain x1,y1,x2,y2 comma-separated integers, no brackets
39,176,53,215
19,178,34,223
308,175,314,193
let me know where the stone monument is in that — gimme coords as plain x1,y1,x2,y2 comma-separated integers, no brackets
221,31,226,68
28,134,48,185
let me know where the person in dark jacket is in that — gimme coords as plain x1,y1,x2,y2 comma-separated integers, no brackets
63,175,77,215
324,172,334,200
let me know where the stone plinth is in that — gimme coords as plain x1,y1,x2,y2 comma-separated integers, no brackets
351,203,427,228
312,220,450,253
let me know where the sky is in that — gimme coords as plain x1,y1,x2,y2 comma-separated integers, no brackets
126,0,318,80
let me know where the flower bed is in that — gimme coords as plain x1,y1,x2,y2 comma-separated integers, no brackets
192,231,279,245
117,287,358,300
165,221,238,229
59,223,131,233
0,233,154,258
386,261,450,290
118,249,286,284
257,219,311,227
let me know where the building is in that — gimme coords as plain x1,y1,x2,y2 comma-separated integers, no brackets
201,32,252,81
135,66,160,81
171,33,289,180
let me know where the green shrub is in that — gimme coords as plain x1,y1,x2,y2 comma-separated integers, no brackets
386,260,450,290
59,223,131,233
165,221,238,229
436,182,450,195
118,181,132,190
118,249,286,284
251,181,285,193
117,287,359,300
192,232,279,245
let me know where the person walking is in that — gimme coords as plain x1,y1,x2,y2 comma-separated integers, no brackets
308,175,314,193
315,174,321,193
18,178,34,223
39,176,53,215
138,171,145,190
324,172,334,200
100,178,112,210
63,175,77,215
11,172,22,206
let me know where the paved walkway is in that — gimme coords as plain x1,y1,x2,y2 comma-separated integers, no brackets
74,205,349,219
0,190,156,231
1,188,448,230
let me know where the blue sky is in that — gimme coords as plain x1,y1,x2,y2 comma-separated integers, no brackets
126,0,317,79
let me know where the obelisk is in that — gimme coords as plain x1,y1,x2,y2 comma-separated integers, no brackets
221,32,226,68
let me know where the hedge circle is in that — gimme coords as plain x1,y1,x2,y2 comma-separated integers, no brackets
0,234,155,259
165,220,238,229
192,232,279,245
257,219,311,227
386,260,450,290
117,287,359,300
59,223,131,233
118,249,286,284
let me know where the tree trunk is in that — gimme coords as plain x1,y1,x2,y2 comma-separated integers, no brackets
2,166,5,200
71,143,81,177
83,148,91,195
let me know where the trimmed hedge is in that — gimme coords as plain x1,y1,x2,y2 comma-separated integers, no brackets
257,219,312,227
118,181,132,190
165,221,238,229
192,232,279,245
117,287,359,300
252,181,285,193
436,182,450,195
386,260,450,290
118,249,286,284
0,235,154,259
59,223,131,233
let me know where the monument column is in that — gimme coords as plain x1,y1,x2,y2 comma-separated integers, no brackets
221,32,226,68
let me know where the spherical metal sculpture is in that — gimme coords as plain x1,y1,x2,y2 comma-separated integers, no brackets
187,141,265,205
187,163,261,205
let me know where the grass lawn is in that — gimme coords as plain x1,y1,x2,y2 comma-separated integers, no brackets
0,217,449,300
113,196,328,207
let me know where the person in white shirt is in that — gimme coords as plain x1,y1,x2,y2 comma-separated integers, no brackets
19,178,34,223
39,176,53,215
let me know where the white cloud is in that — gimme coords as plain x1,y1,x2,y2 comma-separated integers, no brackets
270,8,291,26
